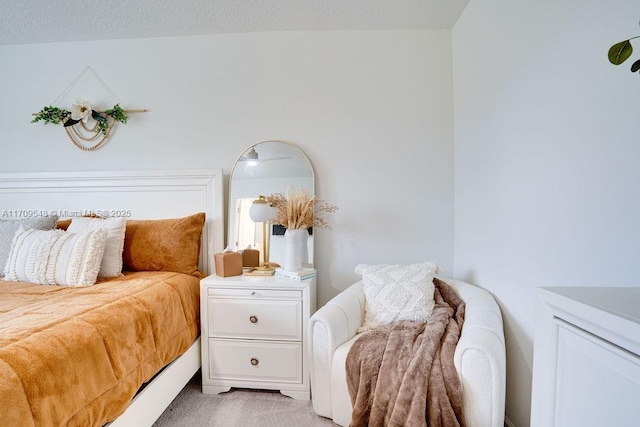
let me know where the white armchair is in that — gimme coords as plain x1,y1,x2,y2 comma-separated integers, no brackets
308,278,506,427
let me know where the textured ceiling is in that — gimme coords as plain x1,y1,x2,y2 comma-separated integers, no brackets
0,0,469,46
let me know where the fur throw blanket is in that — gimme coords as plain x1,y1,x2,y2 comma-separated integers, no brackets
346,278,466,427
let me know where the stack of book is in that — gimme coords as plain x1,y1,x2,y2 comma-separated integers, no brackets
275,268,317,281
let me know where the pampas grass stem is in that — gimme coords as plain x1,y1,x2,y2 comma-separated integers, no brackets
270,188,337,230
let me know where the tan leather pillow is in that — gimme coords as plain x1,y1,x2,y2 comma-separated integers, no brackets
56,219,71,230
122,212,206,277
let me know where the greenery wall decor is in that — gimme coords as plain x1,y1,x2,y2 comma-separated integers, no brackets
31,100,141,151
31,66,147,151
32,102,128,135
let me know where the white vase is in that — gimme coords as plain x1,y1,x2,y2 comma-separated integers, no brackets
283,228,308,272
299,230,309,265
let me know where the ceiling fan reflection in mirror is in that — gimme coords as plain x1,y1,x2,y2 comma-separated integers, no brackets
238,146,293,166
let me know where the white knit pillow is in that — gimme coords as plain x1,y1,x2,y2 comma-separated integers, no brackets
67,217,126,277
0,215,59,277
3,227,108,287
355,262,442,333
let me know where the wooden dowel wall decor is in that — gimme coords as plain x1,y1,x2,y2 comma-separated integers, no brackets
31,67,147,151
31,102,148,151
30,108,148,115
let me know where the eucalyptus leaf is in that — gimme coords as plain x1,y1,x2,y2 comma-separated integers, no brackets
608,40,633,65
63,119,79,127
632,59,640,73
92,111,106,122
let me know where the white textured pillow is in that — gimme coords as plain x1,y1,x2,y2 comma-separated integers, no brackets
67,217,126,277
0,216,59,277
355,262,442,333
3,227,108,287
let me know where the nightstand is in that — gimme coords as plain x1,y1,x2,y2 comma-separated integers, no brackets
200,274,317,399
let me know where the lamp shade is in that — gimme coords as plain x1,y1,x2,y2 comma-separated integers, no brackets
249,196,275,223
246,147,259,166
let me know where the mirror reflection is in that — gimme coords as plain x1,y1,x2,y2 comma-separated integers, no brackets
228,141,314,267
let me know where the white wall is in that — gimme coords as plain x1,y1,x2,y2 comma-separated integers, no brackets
0,30,454,306
453,1,640,425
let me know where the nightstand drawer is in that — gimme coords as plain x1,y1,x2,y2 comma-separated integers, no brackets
208,339,302,383
208,298,302,340
208,288,302,299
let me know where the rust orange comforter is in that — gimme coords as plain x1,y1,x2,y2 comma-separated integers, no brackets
0,271,200,427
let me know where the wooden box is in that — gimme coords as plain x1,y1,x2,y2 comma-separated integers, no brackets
241,249,260,268
214,252,242,277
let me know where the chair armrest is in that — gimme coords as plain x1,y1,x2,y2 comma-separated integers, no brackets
308,281,365,417
445,279,506,427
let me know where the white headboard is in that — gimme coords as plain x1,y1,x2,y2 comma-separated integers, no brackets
0,169,224,275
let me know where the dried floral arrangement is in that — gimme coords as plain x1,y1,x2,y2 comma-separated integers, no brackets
269,188,338,230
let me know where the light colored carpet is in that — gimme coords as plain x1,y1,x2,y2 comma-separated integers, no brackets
153,373,338,427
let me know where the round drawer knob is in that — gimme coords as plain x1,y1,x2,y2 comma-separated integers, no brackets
250,357,259,366
249,315,258,324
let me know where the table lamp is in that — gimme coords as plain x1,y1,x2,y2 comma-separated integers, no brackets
249,195,276,273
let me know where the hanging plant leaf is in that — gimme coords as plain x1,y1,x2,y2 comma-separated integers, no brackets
105,104,128,124
92,111,106,122
631,59,640,73
63,118,80,127
31,106,71,125
608,40,633,65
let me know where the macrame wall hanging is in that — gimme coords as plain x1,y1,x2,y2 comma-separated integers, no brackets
31,67,147,151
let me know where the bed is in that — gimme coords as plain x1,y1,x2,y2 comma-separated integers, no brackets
0,169,224,427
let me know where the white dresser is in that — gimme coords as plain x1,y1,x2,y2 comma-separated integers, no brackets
200,274,316,399
531,287,640,426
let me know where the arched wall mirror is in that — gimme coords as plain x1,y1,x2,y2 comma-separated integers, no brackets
228,140,315,267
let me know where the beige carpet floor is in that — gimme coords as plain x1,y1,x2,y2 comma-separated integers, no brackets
153,372,338,427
